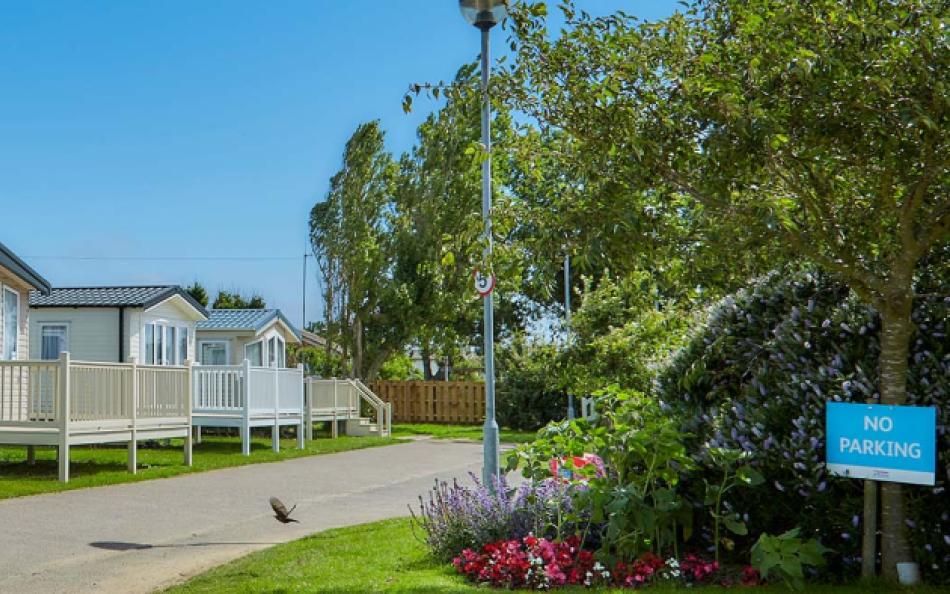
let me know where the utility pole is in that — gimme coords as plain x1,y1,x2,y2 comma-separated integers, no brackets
302,253,308,333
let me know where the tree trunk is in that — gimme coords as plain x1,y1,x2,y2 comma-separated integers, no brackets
877,289,915,580
365,346,395,383
352,317,363,379
421,344,434,381
324,259,334,359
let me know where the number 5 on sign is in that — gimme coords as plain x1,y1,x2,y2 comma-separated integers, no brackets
473,270,496,297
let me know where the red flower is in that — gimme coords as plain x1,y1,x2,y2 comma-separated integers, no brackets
740,565,762,586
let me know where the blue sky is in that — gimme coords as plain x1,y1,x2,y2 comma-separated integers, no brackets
0,1,679,328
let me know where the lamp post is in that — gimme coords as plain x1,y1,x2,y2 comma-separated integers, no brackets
460,0,506,488
564,254,575,420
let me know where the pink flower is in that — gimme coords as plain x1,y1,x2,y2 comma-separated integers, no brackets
545,562,567,585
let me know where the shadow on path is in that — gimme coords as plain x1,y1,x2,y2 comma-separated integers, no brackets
89,540,279,551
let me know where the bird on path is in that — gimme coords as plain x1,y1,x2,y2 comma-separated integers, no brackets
269,496,300,524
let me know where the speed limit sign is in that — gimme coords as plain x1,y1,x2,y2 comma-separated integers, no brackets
473,270,496,297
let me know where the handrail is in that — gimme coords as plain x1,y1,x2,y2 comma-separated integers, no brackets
303,377,391,437
353,379,391,437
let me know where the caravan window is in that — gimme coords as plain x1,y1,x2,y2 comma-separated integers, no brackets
40,324,69,360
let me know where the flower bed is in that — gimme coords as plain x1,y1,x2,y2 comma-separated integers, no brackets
454,535,755,589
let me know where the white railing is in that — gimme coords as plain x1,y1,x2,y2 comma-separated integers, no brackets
193,361,304,416
304,377,391,437
193,365,244,411
0,353,191,426
0,359,61,425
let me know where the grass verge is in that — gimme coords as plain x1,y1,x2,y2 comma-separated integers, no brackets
166,517,941,593
392,423,537,444
0,431,402,500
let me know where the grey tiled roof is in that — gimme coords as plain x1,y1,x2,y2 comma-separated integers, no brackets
30,286,208,316
197,309,300,339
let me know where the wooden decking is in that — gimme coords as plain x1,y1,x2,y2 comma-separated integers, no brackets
304,378,391,439
192,361,305,455
0,353,192,482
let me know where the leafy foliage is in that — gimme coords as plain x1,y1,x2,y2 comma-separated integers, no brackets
501,0,949,572
290,345,346,378
562,272,691,396
508,388,697,563
496,336,566,430
186,281,209,308
751,528,831,590
655,267,948,583
212,290,265,310
378,353,423,381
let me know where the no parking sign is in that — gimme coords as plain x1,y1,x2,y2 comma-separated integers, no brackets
825,402,936,486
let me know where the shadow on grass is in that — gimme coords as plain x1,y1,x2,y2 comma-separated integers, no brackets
0,459,132,479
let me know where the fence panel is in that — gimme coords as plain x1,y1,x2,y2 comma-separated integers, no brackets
370,380,485,424
0,360,60,423
70,362,133,421
193,366,244,411
137,365,188,418
277,368,303,412
248,367,276,412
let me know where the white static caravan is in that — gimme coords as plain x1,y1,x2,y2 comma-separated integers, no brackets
28,286,208,364
195,309,299,368
0,241,51,363
192,309,305,455
0,260,193,483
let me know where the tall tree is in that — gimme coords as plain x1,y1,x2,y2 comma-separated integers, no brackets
391,65,507,379
503,0,948,579
310,121,404,380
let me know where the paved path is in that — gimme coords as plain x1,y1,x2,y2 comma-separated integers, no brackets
0,439,493,594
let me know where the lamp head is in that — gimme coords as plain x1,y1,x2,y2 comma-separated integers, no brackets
459,0,508,30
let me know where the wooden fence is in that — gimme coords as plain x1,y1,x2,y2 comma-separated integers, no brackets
370,380,485,424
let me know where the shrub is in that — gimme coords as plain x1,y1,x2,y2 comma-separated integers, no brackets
508,388,696,563
654,267,948,583
497,337,568,430
378,352,423,380
291,346,347,377
561,272,690,396
411,474,577,563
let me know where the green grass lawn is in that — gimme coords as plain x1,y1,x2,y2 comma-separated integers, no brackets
0,431,402,500
392,423,537,444
166,517,939,593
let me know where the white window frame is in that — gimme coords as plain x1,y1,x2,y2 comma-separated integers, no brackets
143,321,190,366
245,339,264,367
39,322,70,361
2,286,20,361
198,340,230,366
265,335,286,369
178,326,188,364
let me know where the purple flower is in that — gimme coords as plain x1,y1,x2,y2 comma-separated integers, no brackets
852,515,860,527
774,481,785,492
841,533,850,540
